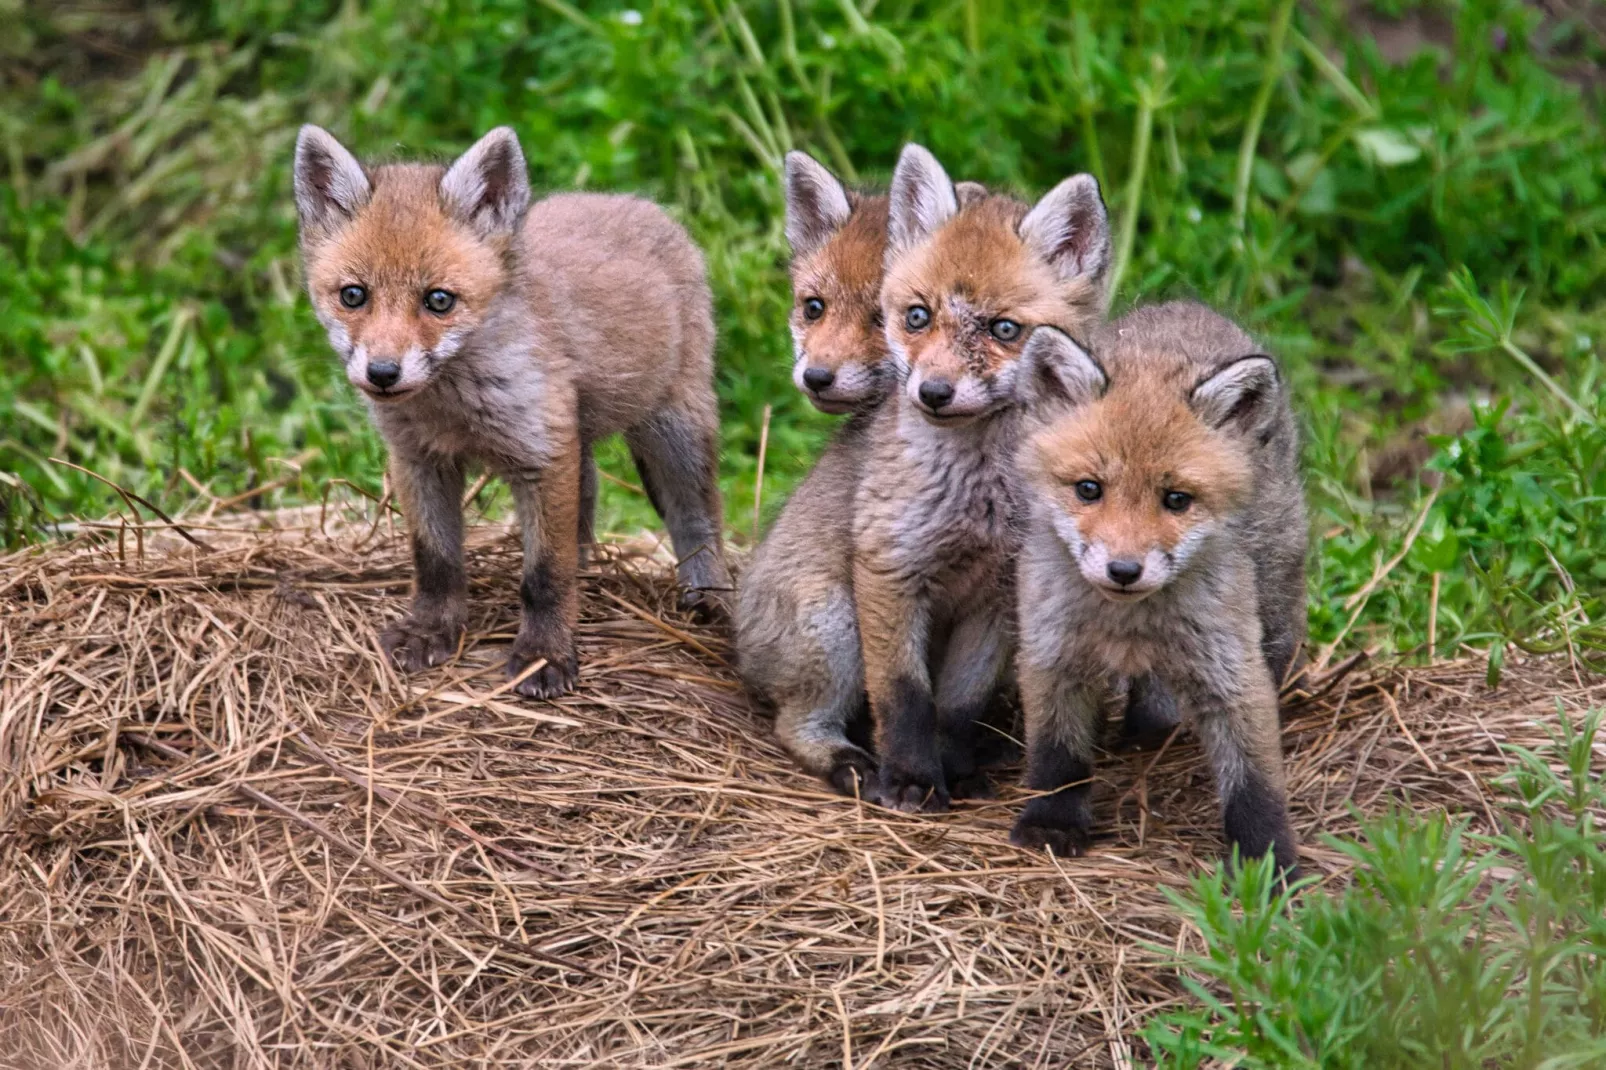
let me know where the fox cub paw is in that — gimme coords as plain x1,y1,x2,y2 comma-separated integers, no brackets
677,585,730,625
381,616,464,672
826,749,877,798
947,771,996,800
1009,810,1092,858
507,645,580,699
873,765,951,813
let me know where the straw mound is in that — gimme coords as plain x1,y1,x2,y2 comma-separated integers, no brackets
1,513,1600,1069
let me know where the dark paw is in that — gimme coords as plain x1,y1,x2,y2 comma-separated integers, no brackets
826,751,877,798
507,646,579,699
1009,813,1092,857
380,616,463,673
678,586,730,625
947,771,995,800
871,766,950,813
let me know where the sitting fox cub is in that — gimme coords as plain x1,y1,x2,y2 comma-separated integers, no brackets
293,126,730,698
1009,303,1308,873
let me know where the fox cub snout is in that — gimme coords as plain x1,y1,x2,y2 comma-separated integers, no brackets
1010,302,1308,874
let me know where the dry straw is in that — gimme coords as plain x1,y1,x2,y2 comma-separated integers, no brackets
1,503,1599,1068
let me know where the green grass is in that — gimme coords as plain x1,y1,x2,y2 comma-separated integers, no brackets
3,0,1603,665
1145,707,1606,1068
3,3,1604,1059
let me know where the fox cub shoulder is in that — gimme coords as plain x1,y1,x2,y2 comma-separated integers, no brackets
1009,301,1307,873
853,144,1111,813
294,125,729,699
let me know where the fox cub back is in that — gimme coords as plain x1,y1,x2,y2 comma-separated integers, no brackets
1010,302,1307,873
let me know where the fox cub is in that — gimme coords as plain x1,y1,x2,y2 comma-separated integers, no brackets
737,152,892,792
1008,302,1308,873
738,152,992,792
294,125,730,698
856,144,1111,811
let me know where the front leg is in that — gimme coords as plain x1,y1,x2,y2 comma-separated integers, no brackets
1010,666,1102,857
382,453,467,672
506,436,582,699
1176,659,1300,878
933,604,1013,799
855,561,944,812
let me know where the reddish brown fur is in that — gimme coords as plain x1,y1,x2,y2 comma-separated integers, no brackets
789,194,890,374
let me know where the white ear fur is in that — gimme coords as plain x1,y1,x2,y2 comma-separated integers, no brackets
293,125,371,230
887,143,958,262
1021,325,1107,408
440,126,532,235
783,151,853,258
1018,174,1111,287
1190,356,1280,431
954,180,988,207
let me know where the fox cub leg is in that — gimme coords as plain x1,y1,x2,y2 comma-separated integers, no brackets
383,454,468,671
625,404,731,619
774,677,874,797
1121,671,1180,744
577,438,598,564
1010,670,1101,857
505,437,582,699
933,607,1012,799
857,571,946,812
1184,663,1300,877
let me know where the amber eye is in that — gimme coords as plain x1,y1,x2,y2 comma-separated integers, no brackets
339,285,367,309
905,305,931,330
1163,490,1193,513
802,297,825,321
1074,480,1103,503
424,289,456,314
989,318,1021,342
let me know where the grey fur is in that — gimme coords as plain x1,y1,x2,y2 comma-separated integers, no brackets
1010,301,1308,871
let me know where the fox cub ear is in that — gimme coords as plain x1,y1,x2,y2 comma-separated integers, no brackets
1191,356,1280,434
955,180,988,207
1020,326,1107,408
1018,174,1111,290
441,127,532,235
294,125,371,231
887,143,958,262
784,151,853,259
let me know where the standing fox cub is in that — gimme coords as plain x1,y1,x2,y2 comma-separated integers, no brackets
738,152,991,792
856,144,1111,811
1009,302,1307,873
294,125,730,698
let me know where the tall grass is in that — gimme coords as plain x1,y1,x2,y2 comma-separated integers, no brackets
3,0,1603,663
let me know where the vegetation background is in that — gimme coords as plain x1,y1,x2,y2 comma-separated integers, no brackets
1,1,1603,1062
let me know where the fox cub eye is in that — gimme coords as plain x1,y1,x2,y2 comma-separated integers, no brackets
989,318,1021,342
424,289,457,314
905,305,931,331
339,285,367,309
802,297,825,321
1074,480,1103,503
1163,490,1193,512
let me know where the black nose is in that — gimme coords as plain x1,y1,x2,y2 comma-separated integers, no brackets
918,379,955,410
366,361,401,389
802,367,835,392
1107,560,1144,586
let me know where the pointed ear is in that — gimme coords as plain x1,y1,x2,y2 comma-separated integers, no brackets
887,143,958,261
955,180,988,207
783,151,853,258
1191,356,1280,433
440,127,531,235
1019,173,1110,291
294,125,371,230
1020,325,1107,408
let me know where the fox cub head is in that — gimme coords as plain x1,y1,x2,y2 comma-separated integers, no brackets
784,152,990,415
293,126,531,401
880,144,1110,425
1020,303,1287,600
